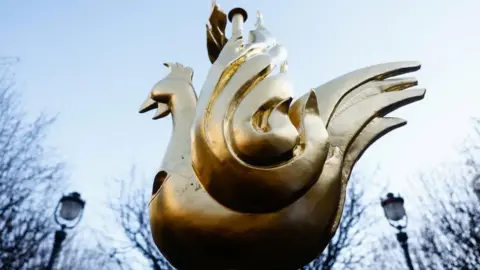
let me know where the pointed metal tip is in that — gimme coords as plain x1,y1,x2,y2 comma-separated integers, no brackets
280,61,288,73
255,11,264,26
305,89,319,114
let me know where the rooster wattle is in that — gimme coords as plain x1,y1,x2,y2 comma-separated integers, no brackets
139,3,425,270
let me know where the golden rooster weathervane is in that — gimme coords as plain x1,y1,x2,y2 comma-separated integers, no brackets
139,2,426,269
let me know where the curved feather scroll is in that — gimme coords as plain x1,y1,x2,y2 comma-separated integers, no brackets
308,61,426,236
194,10,335,214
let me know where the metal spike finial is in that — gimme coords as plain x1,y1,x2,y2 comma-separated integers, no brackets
280,61,288,73
256,11,264,27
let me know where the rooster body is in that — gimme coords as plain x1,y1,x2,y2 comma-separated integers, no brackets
139,4,425,270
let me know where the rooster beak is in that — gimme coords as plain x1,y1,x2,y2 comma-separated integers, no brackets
139,97,171,120
139,97,157,113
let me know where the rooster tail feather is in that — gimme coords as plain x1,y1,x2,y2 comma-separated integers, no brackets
328,88,425,153
321,63,425,238
311,61,421,125
342,117,407,179
332,77,418,119
207,4,228,63
327,117,407,236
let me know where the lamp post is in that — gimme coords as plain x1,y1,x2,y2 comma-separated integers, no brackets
45,192,86,270
381,193,414,270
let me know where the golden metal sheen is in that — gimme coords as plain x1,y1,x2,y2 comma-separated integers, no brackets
139,2,426,269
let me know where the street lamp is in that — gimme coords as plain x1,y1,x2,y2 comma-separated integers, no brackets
381,193,414,270
45,192,86,270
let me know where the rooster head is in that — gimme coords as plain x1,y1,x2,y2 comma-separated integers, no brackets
139,62,194,120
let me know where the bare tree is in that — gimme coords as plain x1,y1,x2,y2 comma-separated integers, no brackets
20,232,117,270
414,176,479,268
0,58,64,269
369,181,479,270
54,239,119,270
0,59,62,268
302,177,370,270
106,168,173,270
369,117,480,270
0,58,136,269
367,232,430,270
409,117,480,270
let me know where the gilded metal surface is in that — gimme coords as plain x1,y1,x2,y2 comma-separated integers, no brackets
139,2,426,269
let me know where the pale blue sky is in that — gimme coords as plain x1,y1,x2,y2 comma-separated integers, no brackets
1,0,479,258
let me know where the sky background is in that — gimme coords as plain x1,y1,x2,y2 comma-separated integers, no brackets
1,0,480,266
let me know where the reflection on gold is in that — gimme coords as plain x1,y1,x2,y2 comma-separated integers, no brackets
139,2,426,269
